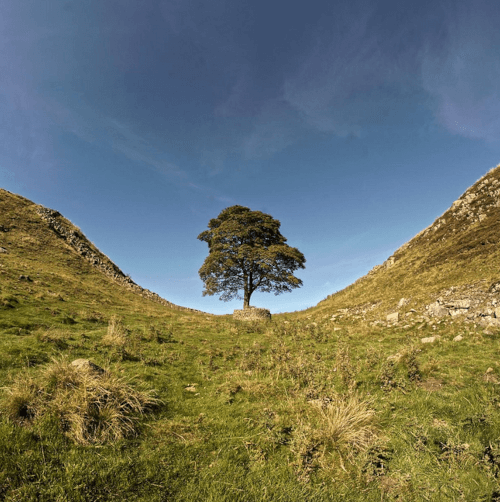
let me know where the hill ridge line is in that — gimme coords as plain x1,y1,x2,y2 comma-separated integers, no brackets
357,163,500,281
29,200,212,316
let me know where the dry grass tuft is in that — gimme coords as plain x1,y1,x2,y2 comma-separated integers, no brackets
102,315,133,359
1,357,160,445
291,394,378,478
103,315,128,346
315,396,377,453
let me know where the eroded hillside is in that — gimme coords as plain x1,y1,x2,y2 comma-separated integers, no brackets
308,163,500,325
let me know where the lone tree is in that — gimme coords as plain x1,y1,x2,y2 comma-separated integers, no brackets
197,205,306,309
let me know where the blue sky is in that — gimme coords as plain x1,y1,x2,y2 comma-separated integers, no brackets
1,0,499,314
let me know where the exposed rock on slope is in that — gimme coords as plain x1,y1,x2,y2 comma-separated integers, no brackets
314,163,500,322
36,207,137,286
0,188,209,315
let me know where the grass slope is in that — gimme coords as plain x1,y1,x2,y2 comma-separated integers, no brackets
308,163,500,320
1,183,500,501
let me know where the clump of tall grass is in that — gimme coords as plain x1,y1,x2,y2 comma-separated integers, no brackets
102,315,133,359
291,393,378,479
1,357,159,445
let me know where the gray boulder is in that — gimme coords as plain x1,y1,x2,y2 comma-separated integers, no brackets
428,302,449,317
444,299,471,309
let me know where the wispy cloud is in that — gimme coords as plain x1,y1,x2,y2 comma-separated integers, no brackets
242,112,298,160
282,1,380,136
419,0,500,144
103,118,188,180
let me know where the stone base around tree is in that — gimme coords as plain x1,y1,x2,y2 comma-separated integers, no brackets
233,307,271,321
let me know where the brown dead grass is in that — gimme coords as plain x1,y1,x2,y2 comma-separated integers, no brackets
1,357,160,445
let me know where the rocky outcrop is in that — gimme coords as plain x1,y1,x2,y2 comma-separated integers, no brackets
335,164,500,293
396,165,500,254
423,283,500,325
233,307,271,321
328,281,500,329
35,206,211,315
36,207,136,284
427,302,449,317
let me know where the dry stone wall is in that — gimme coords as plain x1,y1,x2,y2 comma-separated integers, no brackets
233,307,271,321
35,206,211,315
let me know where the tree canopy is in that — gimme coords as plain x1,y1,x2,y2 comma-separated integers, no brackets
197,205,306,309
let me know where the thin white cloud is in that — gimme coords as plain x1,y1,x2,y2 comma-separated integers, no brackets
419,1,500,144
282,1,380,136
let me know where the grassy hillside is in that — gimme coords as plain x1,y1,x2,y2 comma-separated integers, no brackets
307,163,500,321
2,182,500,501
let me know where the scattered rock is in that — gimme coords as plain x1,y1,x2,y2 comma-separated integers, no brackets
184,384,197,392
489,281,500,294
70,359,105,374
387,353,402,363
450,309,468,317
453,335,463,342
0,247,7,253
479,317,500,327
387,312,399,323
483,369,499,383
398,298,409,308
447,299,471,309
428,302,449,317
384,257,395,268
421,336,440,344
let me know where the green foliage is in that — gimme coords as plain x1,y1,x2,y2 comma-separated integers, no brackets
198,205,305,307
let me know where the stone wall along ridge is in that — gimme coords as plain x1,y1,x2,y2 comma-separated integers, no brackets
35,206,212,315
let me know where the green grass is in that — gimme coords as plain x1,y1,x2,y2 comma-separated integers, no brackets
2,310,500,500
3,179,500,500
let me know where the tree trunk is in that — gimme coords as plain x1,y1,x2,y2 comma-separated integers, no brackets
243,288,251,309
243,271,252,309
